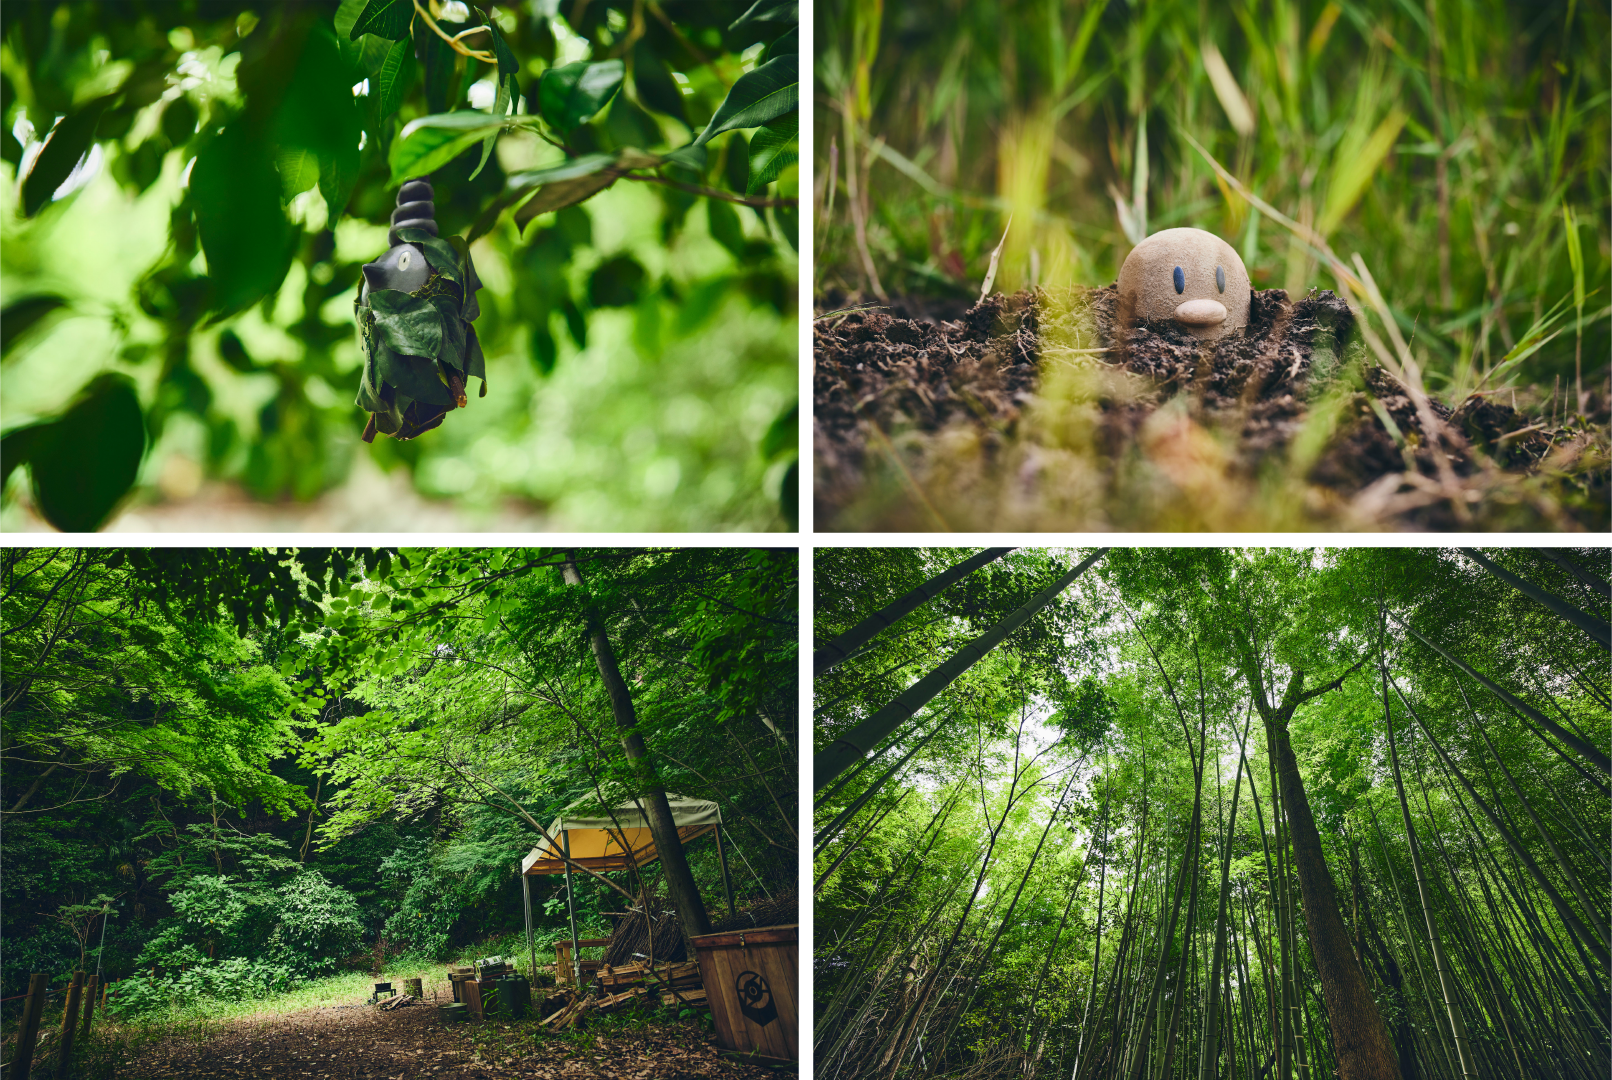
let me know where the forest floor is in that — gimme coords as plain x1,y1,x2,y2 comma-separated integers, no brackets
813,287,1610,531
113,978,777,1079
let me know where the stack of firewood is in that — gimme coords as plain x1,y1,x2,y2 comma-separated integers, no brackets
536,958,707,1029
597,959,706,1008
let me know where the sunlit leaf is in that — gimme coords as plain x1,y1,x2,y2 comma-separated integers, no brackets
693,54,797,146
746,113,796,193
21,94,115,216
349,0,413,41
389,114,502,184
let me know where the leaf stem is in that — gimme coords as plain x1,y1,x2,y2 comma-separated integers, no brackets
412,0,496,64
621,172,797,208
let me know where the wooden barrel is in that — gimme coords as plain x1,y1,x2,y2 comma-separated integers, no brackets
689,924,797,1066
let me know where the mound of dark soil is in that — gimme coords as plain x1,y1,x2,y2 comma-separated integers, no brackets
813,285,1605,530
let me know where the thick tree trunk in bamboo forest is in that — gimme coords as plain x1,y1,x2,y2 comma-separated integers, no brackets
562,556,711,942
1238,638,1402,1080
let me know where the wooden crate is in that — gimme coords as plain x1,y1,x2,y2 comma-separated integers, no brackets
553,938,611,986
690,924,797,1066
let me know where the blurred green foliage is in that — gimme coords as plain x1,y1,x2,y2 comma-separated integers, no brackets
1,0,798,531
814,0,1607,405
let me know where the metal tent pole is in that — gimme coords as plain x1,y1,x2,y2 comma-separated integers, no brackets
562,831,581,985
713,824,735,920
522,873,537,983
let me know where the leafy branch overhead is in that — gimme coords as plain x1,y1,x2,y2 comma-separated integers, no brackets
358,0,799,234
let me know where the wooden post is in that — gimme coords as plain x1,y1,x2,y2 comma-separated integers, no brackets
713,824,736,921
8,973,48,1080
55,971,84,1079
79,974,99,1039
522,873,538,982
562,831,581,986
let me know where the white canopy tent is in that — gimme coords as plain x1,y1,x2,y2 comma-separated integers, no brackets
518,793,734,981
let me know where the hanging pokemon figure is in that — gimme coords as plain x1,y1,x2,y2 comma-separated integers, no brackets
355,178,486,441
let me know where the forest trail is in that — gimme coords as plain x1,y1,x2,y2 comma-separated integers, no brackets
119,986,775,1080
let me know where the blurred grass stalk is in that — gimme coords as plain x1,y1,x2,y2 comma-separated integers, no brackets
814,0,1608,410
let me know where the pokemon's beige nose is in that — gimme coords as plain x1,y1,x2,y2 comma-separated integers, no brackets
1174,298,1227,326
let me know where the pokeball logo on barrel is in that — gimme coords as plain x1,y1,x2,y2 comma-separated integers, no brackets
735,970,777,1027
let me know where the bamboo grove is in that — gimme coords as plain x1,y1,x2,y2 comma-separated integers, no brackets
812,547,1609,1080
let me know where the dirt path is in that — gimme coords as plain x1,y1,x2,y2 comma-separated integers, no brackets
119,993,777,1080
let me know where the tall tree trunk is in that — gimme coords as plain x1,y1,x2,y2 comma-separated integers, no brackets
562,556,711,941
813,547,1014,676
1379,656,1477,1079
814,548,1108,790
1236,631,1401,1080
1458,548,1610,649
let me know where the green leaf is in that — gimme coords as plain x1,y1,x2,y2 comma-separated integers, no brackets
693,53,797,146
761,25,798,65
319,140,361,226
488,18,520,77
538,60,625,132
26,374,147,532
0,424,46,489
663,143,708,171
1,295,69,359
350,0,413,40
191,124,295,317
514,173,618,231
388,122,489,186
377,37,418,119
707,198,746,259
505,153,623,189
429,295,466,371
22,94,115,216
465,325,487,392
471,75,512,181
760,400,797,461
632,41,687,126
378,349,456,407
746,113,797,193
369,290,444,357
506,154,622,232
277,145,321,200
394,227,464,285
729,0,797,34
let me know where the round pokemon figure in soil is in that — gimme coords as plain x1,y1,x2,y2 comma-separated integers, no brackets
1116,227,1250,341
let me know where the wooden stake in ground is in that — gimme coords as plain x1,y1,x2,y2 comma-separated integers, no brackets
9,973,48,1080
55,971,84,1080
78,975,99,1039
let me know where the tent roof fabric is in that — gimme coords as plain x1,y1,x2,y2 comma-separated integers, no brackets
520,793,722,876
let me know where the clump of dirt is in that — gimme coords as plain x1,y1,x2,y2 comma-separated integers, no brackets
813,284,1608,530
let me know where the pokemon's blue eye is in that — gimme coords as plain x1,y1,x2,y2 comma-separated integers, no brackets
1173,266,1185,294
1216,265,1225,293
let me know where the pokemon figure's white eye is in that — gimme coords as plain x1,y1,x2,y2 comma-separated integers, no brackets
398,250,413,270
